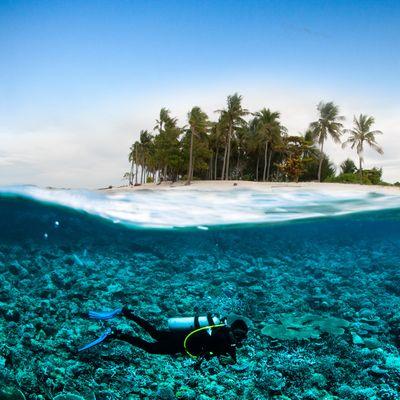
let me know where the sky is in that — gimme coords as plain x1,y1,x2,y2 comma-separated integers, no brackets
0,0,399,187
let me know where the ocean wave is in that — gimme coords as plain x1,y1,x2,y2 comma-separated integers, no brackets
1,185,400,229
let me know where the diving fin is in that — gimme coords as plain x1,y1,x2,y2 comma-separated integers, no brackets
88,307,123,320
78,328,112,352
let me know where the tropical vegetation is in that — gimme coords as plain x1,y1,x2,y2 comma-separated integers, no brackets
342,114,384,178
125,94,386,185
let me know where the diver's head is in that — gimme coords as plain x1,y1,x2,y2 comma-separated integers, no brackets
230,319,248,346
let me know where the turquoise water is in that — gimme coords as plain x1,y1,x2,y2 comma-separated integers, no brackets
1,187,400,399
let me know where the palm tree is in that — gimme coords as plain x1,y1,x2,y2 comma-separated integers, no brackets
153,112,181,181
122,171,131,184
340,158,357,174
186,107,209,185
267,124,287,181
342,114,383,178
247,117,262,181
234,122,250,179
128,144,136,185
154,108,168,133
216,93,248,180
132,141,140,184
253,108,281,181
154,108,177,133
208,121,223,180
216,113,229,180
138,130,153,183
310,101,344,182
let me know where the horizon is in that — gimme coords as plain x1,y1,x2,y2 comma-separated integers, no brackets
1,0,399,187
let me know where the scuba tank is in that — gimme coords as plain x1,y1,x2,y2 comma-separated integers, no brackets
168,315,221,331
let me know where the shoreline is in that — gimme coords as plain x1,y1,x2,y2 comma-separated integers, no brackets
104,180,400,195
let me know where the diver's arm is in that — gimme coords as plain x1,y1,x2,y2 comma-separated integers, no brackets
193,354,206,370
217,348,237,365
229,347,237,364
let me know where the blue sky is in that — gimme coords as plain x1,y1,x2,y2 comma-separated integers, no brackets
1,0,399,186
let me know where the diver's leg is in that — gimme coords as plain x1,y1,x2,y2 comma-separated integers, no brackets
78,329,166,354
121,308,162,340
78,328,113,352
88,308,123,320
87,306,162,340
111,332,170,354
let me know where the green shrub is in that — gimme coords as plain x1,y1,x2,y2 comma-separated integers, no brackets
301,156,336,182
340,159,357,174
326,168,384,185
326,173,371,184
363,168,382,185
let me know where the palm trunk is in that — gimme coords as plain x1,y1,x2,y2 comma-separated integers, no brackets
256,154,259,181
144,160,146,182
225,125,232,180
267,150,273,181
214,147,219,180
359,156,363,180
317,140,324,182
186,128,194,185
134,148,138,185
221,144,227,180
129,160,134,185
263,141,269,182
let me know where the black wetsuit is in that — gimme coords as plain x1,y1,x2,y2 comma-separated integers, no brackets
110,308,237,363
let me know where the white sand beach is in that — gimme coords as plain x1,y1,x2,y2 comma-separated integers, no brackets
106,180,400,195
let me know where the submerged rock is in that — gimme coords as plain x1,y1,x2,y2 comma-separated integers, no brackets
385,354,400,370
0,388,26,400
53,395,84,400
351,332,364,345
156,384,176,400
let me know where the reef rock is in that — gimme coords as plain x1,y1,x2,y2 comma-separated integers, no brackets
261,313,349,340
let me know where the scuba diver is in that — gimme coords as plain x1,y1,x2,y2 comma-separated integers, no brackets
78,307,248,366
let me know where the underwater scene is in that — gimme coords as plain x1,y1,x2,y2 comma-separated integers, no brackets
1,187,400,400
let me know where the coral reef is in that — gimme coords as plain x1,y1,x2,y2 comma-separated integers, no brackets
0,197,400,399
261,313,349,340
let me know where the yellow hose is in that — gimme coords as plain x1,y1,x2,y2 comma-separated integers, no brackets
183,324,225,358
